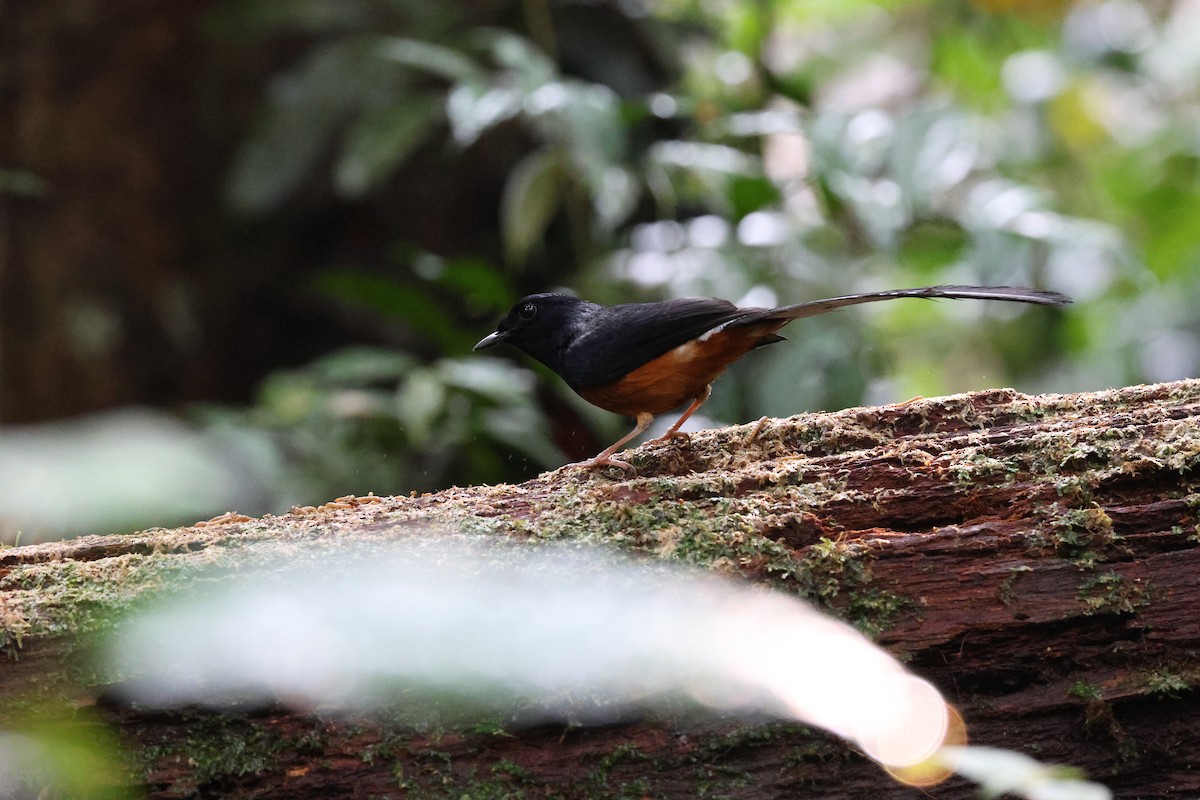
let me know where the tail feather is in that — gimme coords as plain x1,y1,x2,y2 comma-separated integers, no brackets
744,285,1071,325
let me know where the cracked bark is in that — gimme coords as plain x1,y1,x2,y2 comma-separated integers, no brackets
2,380,1199,798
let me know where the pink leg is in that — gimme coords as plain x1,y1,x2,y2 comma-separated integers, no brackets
649,384,712,444
578,412,655,472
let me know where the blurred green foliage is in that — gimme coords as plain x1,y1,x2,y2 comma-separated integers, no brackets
0,710,133,800
215,0,1200,499
208,346,565,500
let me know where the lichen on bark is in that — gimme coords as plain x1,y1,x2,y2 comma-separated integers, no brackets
3,380,1200,798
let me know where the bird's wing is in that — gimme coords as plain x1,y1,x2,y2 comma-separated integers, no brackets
563,297,751,388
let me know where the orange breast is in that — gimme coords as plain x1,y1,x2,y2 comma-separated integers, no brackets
576,323,783,416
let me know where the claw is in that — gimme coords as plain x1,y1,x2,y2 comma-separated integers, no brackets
650,430,690,446
576,454,636,473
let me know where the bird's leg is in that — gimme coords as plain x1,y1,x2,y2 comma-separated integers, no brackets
649,384,712,445
577,412,655,472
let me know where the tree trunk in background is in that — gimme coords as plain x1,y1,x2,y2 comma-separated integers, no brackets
0,0,552,426
2,382,1199,798
0,0,413,423
2,0,223,420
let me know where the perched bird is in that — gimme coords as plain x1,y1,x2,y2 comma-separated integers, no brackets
474,285,1071,470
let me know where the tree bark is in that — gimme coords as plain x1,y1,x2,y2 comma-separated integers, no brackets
3,380,1199,798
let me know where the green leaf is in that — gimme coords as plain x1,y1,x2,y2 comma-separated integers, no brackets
775,0,923,23
515,79,632,228
226,83,341,214
375,37,481,84
543,82,625,164
436,259,516,312
0,168,50,197
501,149,563,265
310,269,472,351
647,141,757,175
307,347,414,386
646,141,760,215
482,406,565,467
257,372,322,423
396,368,446,444
334,96,441,196
728,174,781,218
475,29,556,86
931,31,1005,110
228,34,464,213
727,7,766,55
590,166,640,231
227,38,388,214
446,80,523,145
438,357,534,404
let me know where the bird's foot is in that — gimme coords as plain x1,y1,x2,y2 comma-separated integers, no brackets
649,429,689,446
575,454,636,473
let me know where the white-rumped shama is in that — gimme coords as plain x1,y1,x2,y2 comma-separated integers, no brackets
474,285,1071,470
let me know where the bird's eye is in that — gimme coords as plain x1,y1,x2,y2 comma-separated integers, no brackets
518,303,537,321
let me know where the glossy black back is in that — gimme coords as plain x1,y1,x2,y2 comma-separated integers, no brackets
489,294,750,388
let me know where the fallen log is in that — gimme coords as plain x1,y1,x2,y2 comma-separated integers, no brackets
2,380,1199,798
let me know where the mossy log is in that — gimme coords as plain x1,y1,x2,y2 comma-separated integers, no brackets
3,380,1200,798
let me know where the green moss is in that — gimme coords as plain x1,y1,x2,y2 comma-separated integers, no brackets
589,741,647,783
529,489,802,582
1067,681,1103,700
358,739,396,766
1052,475,1094,505
1069,683,1129,750
6,380,1200,797
1034,505,1121,566
140,718,285,789
438,777,530,800
1,605,31,659
1155,434,1200,473
1143,669,1190,698
612,776,653,797
844,589,910,638
490,758,534,783
684,725,773,795
0,549,226,651
949,448,1019,488
998,564,1032,606
469,717,514,738
1116,734,1141,763
792,538,909,636
1077,571,1149,616
794,538,868,602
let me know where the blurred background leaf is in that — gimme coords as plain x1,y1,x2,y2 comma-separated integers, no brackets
0,710,133,800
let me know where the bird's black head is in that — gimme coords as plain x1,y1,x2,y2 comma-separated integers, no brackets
473,293,595,372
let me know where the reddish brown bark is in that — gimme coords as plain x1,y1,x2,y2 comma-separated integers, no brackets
2,381,1199,798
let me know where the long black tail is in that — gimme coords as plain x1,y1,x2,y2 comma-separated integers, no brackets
751,284,1071,325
